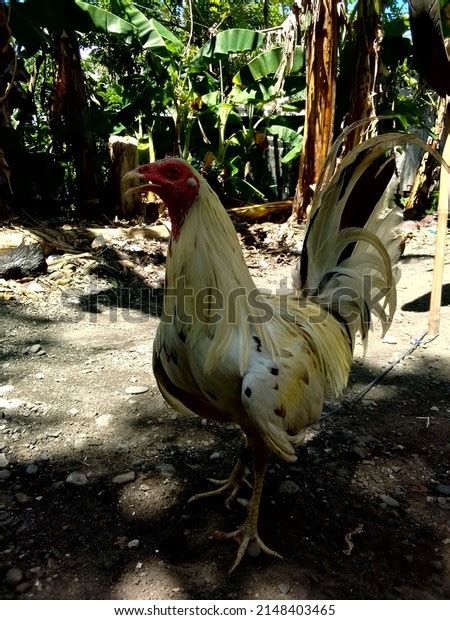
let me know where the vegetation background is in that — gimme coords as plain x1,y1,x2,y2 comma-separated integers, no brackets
0,0,449,221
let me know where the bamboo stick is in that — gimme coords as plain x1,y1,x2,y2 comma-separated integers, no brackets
428,100,450,337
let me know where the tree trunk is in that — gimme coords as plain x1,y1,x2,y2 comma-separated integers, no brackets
0,0,13,218
405,96,447,217
109,136,140,220
292,0,339,222
51,29,101,212
341,0,383,154
263,0,270,29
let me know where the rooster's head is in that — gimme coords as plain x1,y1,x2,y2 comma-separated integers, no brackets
124,158,200,239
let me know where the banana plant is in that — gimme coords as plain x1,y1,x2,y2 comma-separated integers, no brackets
110,0,183,56
197,39,305,202
8,0,306,206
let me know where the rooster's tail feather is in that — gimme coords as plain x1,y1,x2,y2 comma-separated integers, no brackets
293,132,416,351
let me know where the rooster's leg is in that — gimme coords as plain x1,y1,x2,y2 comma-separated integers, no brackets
214,439,282,573
187,444,251,509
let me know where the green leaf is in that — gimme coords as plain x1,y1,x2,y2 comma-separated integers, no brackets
10,0,135,45
9,1,51,56
236,81,276,103
233,46,303,86
394,114,410,130
384,16,409,38
267,124,303,162
218,103,234,123
202,85,267,107
201,91,220,107
141,18,182,51
10,0,86,44
281,142,303,163
111,0,182,52
225,176,266,201
196,29,264,61
75,1,135,35
228,156,241,176
229,87,259,104
267,124,302,145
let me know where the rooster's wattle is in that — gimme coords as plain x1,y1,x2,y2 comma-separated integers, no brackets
124,133,403,572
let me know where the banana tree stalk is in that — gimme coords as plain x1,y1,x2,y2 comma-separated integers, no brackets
217,103,233,163
182,117,194,160
147,123,155,163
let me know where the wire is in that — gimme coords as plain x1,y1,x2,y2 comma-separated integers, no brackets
322,330,437,418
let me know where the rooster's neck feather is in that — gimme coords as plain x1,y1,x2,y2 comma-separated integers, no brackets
167,181,254,293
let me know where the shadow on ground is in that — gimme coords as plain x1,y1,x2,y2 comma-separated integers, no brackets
402,283,450,312
1,249,449,600
1,352,449,600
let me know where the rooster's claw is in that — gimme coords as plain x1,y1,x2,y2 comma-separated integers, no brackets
187,458,250,509
187,474,251,509
213,527,283,574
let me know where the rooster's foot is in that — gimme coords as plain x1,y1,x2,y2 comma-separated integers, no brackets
214,525,283,574
187,462,251,510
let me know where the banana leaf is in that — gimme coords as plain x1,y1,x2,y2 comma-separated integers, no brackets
75,1,134,35
10,0,134,56
111,0,182,52
267,125,302,145
195,29,264,62
234,46,304,86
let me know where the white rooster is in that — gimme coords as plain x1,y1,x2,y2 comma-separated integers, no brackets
125,132,405,572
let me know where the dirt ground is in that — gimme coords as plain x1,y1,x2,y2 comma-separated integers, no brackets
0,217,449,600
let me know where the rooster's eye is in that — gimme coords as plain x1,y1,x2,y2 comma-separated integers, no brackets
165,166,180,179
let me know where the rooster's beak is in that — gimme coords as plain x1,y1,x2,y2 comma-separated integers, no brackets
122,169,161,198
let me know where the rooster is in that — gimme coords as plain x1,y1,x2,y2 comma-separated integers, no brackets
124,132,404,572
